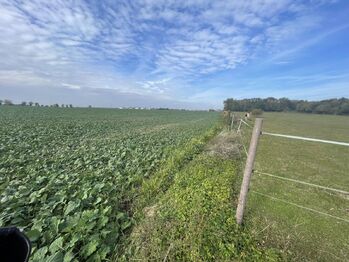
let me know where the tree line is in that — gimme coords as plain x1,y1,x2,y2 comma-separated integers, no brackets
224,97,349,115
0,99,73,108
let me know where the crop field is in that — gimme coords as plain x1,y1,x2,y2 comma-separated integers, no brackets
1,107,348,261
241,112,349,261
0,106,219,261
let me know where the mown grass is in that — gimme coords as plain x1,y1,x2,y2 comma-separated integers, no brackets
239,112,349,261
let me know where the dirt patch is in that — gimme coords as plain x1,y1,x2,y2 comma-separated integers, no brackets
205,131,242,159
144,205,157,218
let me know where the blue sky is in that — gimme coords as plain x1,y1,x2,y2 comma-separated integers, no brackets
0,0,348,109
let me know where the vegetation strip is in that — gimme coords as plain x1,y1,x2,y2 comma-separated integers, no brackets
124,152,280,261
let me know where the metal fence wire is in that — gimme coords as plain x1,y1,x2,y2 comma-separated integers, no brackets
231,113,349,224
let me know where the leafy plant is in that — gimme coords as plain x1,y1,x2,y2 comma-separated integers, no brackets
0,107,219,261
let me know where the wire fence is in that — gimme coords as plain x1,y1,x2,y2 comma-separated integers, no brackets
254,170,349,195
262,132,349,147
229,113,349,223
251,191,349,224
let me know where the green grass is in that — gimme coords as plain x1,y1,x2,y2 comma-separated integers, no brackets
0,106,220,261
241,112,349,261
124,153,279,261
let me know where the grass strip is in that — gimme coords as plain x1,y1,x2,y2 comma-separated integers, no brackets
118,128,280,261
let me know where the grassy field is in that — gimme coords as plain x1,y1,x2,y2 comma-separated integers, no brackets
240,112,349,261
0,106,220,261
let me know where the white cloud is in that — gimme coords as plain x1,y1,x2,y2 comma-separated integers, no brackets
61,83,81,90
0,0,343,107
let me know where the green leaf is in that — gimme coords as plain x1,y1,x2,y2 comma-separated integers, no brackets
116,212,125,220
82,239,99,258
121,220,132,230
64,201,80,216
63,250,75,262
99,246,111,260
46,251,64,262
27,229,41,242
87,253,101,262
95,197,102,204
49,237,64,253
11,217,24,224
32,246,48,261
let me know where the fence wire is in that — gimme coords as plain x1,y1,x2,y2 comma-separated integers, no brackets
240,119,253,129
254,170,349,195
251,191,349,223
262,132,349,147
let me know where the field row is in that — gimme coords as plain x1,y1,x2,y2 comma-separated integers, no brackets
0,107,219,261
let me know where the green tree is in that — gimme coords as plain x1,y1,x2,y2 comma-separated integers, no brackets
223,97,349,115
313,103,332,114
339,102,349,114
296,101,312,113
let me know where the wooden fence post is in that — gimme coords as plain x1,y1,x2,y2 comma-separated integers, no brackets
237,119,242,133
230,114,235,131
236,118,263,225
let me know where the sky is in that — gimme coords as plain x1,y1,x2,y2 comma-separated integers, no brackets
0,0,348,109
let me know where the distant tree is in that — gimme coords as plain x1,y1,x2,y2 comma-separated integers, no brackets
224,97,349,115
296,101,312,113
35,102,40,107
279,97,295,111
21,101,27,106
69,104,73,108
4,99,13,105
0,100,3,105
65,104,69,108
88,105,92,108
251,109,263,116
339,102,349,114
314,103,332,114
53,104,59,107
28,101,33,106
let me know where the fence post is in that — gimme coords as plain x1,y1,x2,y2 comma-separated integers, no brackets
237,119,242,133
230,114,235,131
236,118,263,225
